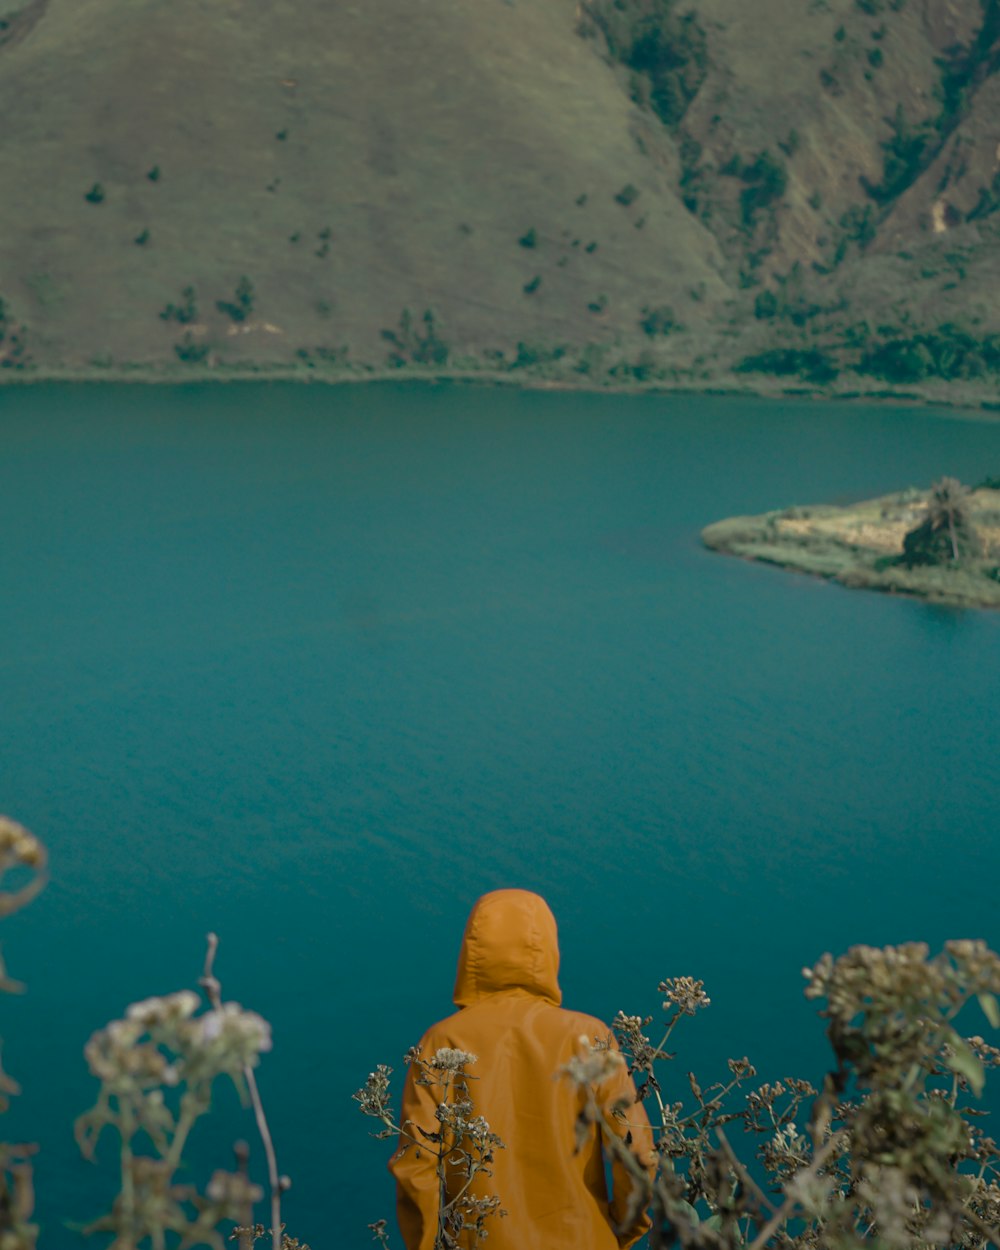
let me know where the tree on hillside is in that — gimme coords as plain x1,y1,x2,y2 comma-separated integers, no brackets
0,296,29,370
902,476,982,566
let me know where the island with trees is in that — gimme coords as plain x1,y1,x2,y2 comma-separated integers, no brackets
702,477,1000,609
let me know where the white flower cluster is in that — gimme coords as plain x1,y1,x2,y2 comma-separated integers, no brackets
126,990,201,1028
197,1002,272,1060
186,1000,273,1080
84,993,272,1091
84,1019,177,1087
561,1036,625,1087
205,1168,264,1207
428,1047,477,1072
771,1120,800,1153
658,976,711,1014
612,1013,645,1031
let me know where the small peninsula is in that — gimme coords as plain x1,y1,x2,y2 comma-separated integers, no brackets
702,478,1000,609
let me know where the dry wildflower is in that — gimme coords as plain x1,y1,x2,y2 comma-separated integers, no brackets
232,1226,312,1250
126,990,201,1027
0,818,45,1248
357,1045,504,1247
560,1035,626,1089
968,1036,1000,1067
553,943,1000,1250
613,1013,645,1032
0,818,44,869
611,1014,657,1063
196,1002,273,1065
658,977,711,1014
428,1047,477,1072
206,1168,264,1206
0,815,48,921
76,936,295,1250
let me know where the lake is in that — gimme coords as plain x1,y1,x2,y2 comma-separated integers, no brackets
1,380,998,1245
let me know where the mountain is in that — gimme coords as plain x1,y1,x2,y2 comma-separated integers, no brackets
1,0,998,396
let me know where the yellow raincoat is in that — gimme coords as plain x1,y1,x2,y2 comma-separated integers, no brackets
390,889,654,1249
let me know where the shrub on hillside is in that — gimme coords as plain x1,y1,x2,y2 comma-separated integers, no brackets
0,296,30,370
216,277,256,324
639,304,676,336
175,333,210,364
752,265,824,325
856,325,1000,383
737,347,839,384
381,309,449,368
838,204,877,253
508,341,568,370
862,106,935,204
582,0,708,128
160,287,199,326
739,150,787,228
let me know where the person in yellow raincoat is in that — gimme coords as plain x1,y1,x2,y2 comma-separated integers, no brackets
390,888,655,1249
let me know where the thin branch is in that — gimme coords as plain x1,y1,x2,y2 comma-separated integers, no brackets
965,1206,1000,1250
201,932,286,1250
745,1136,839,1250
714,1125,780,1217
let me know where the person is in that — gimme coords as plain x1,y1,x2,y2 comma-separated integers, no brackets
390,888,654,1250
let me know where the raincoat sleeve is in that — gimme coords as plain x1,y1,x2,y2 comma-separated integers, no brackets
601,1046,656,1249
388,1036,443,1250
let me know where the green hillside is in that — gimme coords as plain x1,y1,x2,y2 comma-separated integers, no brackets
1,0,999,398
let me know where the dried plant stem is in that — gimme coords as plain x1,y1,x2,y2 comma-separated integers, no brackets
120,1104,136,1238
234,1141,255,1250
201,932,284,1250
713,1125,779,1217
246,1063,284,1250
966,1206,1000,1250
744,1135,838,1250
164,1102,201,1172
435,1071,454,1247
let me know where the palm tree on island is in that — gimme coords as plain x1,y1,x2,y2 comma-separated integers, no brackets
902,477,982,567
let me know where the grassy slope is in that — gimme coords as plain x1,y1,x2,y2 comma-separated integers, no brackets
0,0,724,368
0,0,998,387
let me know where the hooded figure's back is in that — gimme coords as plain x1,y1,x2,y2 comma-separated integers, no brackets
390,889,653,1250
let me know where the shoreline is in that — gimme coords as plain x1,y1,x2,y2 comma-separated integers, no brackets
702,488,1000,611
2,359,1000,419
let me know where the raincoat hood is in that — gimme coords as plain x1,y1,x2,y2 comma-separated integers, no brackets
453,888,562,1008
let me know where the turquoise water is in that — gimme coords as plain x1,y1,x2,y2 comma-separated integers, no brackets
1,381,999,1245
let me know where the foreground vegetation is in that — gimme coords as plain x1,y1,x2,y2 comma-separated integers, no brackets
6,813,1000,1248
702,478,1000,609
0,817,303,1250
358,946,1000,1250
